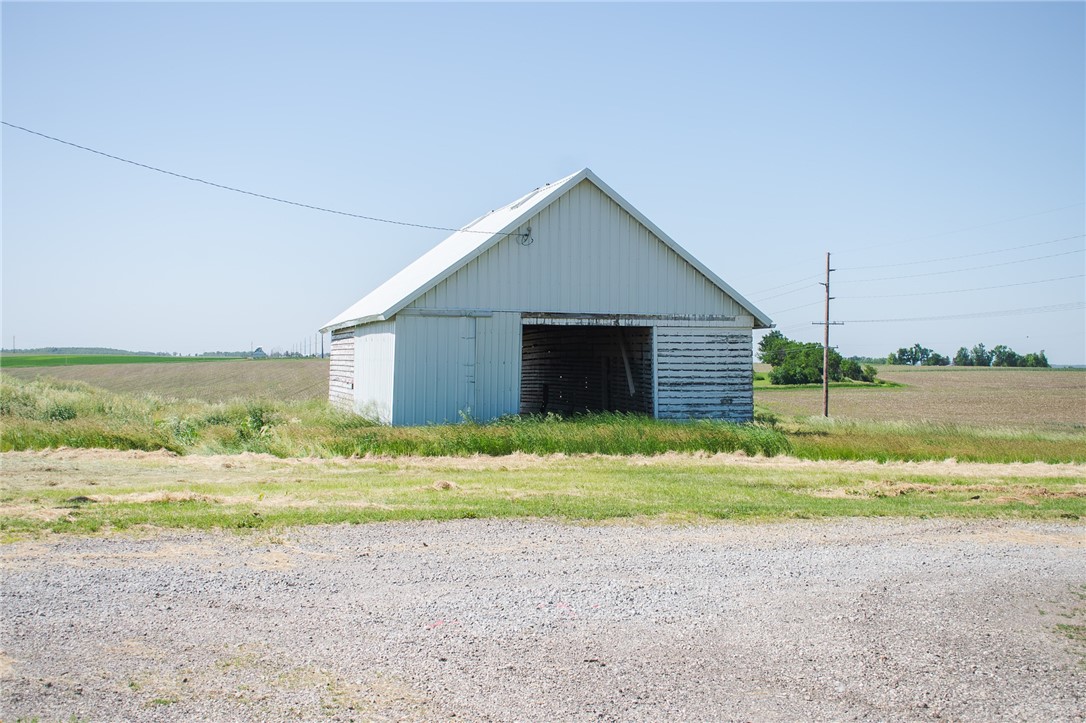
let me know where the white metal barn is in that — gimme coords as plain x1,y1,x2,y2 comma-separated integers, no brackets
320,169,772,425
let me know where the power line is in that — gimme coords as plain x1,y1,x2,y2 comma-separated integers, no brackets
750,231,1083,298
841,273,1084,300
834,202,1086,255
767,300,824,315
836,248,1085,284
839,301,1085,324
753,283,822,303
1,121,527,238
749,273,824,297
836,234,1085,271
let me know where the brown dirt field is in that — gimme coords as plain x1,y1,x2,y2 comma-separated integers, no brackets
755,366,1086,428
1,358,328,402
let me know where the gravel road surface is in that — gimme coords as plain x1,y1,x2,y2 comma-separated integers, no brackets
2,518,1084,721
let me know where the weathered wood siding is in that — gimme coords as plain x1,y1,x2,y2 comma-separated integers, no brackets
408,180,744,317
354,320,396,423
655,326,753,421
328,329,356,411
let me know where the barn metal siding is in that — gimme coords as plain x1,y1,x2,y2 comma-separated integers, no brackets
409,180,742,317
390,313,522,425
473,312,521,422
392,315,478,425
353,320,396,423
655,326,754,421
329,329,355,411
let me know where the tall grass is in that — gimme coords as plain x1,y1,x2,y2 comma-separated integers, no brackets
784,416,1086,463
0,376,790,458
4,376,1083,462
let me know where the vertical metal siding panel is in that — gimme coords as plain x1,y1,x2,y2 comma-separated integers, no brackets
494,234,507,310
392,318,407,424
353,320,396,423
409,179,746,316
473,312,520,420
476,315,491,420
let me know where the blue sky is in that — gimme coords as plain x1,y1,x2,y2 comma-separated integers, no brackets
3,2,1083,362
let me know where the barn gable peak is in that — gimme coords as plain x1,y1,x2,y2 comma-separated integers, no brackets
321,169,771,332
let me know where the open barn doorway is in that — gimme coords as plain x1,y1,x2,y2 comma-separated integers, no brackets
520,325,653,416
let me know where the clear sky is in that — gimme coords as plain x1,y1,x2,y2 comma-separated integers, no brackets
3,2,1084,362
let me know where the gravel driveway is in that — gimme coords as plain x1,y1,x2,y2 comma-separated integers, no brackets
3,518,1084,721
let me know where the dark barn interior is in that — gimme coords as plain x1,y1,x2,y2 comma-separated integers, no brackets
520,325,653,416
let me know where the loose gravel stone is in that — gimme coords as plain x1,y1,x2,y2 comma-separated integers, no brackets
2,518,1084,721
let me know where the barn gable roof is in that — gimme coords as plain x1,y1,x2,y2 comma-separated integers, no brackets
321,168,772,332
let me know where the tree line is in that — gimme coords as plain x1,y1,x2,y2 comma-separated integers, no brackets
887,343,1049,368
758,331,879,385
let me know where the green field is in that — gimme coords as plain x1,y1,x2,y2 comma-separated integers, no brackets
0,354,239,368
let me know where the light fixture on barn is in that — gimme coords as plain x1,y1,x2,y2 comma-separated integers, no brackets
517,226,534,246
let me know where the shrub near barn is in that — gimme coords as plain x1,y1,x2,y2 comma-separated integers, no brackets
758,331,877,385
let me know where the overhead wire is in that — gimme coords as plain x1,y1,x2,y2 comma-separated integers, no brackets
767,300,824,315
841,273,1084,300
836,234,1085,271
1,121,528,238
838,301,1085,324
835,248,1084,284
833,201,1086,255
752,283,823,303
748,273,824,297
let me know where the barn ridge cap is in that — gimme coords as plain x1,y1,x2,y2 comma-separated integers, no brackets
320,169,772,333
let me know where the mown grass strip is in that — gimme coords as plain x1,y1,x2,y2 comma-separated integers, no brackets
2,453,1082,536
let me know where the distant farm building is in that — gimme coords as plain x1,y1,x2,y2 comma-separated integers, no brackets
250,347,267,360
320,168,772,425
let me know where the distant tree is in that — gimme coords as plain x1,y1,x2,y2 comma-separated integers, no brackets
889,343,934,366
840,358,863,380
990,345,1022,367
846,355,885,365
757,330,791,366
922,353,950,366
769,342,831,384
953,347,972,366
970,343,992,367
1022,350,1050,368
760,332,862,385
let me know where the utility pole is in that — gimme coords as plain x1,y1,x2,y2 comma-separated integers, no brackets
823,253,831,417
816,252,843,417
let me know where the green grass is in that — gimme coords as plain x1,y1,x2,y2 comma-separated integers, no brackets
2,375,1084,465
2,452,1082,536
0,376,789,458
752,373,902,390
782,417,1086,464
0,354,239,368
